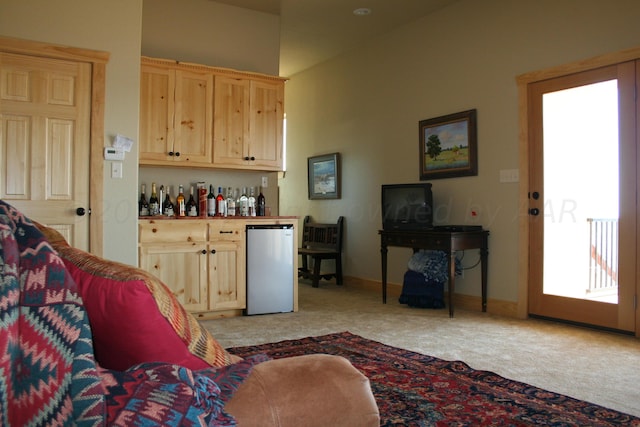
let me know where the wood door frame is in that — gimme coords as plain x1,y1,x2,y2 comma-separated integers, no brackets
0,36,108,256
517,46,640,337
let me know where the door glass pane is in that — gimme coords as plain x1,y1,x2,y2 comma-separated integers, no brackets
542,80,619,303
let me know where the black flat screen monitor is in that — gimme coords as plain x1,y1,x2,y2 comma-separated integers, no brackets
382,183,433,230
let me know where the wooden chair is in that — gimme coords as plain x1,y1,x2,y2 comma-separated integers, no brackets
298,216,344,287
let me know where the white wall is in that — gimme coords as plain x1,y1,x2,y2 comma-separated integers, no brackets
0,0,143,264
280,0,640,305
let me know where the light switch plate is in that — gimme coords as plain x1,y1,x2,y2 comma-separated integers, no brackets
499,169,519,183
111,161,123,179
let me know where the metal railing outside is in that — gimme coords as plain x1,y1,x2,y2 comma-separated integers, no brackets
587,218,618,293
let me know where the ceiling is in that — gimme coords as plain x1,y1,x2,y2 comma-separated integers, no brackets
212,0,460,77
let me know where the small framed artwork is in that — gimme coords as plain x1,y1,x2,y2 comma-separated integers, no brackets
419,109,478,180
308,152,341,199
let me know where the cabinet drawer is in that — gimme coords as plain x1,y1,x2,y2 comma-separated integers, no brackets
209,221,244,241
383,234,449,250
139,220,207,243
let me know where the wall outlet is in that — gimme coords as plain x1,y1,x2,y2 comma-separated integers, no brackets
261,176,268,188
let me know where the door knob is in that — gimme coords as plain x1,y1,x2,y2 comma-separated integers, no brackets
76,207,86,216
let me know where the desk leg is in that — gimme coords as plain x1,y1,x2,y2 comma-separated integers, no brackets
448,251,456,318
381,244,388,303
481,245,488,312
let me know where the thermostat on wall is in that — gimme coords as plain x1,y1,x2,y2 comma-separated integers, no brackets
104,147,125,161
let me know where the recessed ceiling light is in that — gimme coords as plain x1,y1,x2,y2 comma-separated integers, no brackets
353,8,372,16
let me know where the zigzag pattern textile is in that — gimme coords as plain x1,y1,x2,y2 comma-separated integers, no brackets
0,200,105,426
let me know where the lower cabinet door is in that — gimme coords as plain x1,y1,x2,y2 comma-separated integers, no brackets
139,243,209,312
208,241,246,310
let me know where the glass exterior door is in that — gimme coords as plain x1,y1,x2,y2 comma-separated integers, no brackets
528,63,636,332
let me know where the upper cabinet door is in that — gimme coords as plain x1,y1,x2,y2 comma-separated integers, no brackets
139,65,175,162
249,79,284,170
139,60,213,165
212,75,251,167
173,69,213,163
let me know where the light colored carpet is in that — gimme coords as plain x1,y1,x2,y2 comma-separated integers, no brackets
202,280,640,418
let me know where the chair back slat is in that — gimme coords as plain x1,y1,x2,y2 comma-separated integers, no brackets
301,216,343,252
298,215,345,287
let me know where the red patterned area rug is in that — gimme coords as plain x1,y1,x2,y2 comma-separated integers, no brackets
227,331,639,427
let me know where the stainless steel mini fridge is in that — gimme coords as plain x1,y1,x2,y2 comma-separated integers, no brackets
246,224,294,315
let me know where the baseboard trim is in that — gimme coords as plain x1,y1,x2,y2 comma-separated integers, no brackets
343,275,519,318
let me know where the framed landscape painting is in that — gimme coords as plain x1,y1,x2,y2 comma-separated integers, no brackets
308,153,341,199
419,109,478,180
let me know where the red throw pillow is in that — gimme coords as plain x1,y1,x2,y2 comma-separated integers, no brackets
37,223,236,371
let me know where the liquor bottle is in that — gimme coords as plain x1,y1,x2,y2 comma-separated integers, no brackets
216,186,226,217
158,185,164,215
163,185,175,217
139,184,150,217
226,187,236,217
248,186,256,217
186,185,198,217
257,186,266,216
197,182,207,217
239,187,249,216
235,188,242,216
176,185,186,217
149,182,160,216
207,184,216,217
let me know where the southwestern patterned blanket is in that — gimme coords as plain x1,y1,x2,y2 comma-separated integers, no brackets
0,201,258,426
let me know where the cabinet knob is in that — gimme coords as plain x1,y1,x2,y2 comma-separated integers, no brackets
210,249,216,254
244,156,250,161
168,151,174,156
250,156,255,161
175,152,180,157
201,249,207,254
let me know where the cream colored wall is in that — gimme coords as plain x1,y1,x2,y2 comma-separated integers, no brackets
280,0,640,304
142,0,279,75
0,0,143,264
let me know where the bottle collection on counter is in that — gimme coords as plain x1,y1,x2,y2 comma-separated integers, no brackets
139,182,266,218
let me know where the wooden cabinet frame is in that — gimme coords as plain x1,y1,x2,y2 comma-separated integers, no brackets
140,56,286,171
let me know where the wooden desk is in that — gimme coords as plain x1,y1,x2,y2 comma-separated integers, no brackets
379,229,489,318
